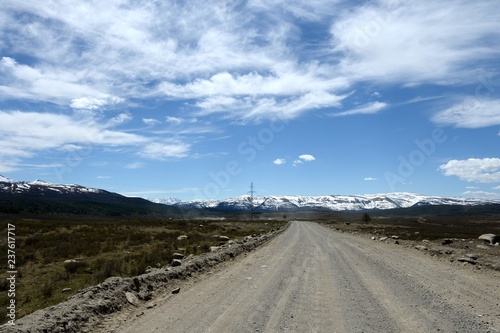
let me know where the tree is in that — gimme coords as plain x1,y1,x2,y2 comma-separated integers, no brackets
362,213,371,224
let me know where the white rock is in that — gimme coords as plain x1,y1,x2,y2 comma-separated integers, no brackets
172,253,185,260
171,259,182,267
478,234,499,244
125,292,139,306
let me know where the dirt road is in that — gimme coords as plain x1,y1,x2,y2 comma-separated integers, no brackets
109,221,499,333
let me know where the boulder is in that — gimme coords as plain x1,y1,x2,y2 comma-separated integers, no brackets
173,253,185,260
415,245,428,251
466,253,479,260
441,239,453,245
478,234,499,244
125,292,139,306
457,257,476,264
62,288,72,293
172,287,181,294
177,235,188,240
219,236,230,241
210,246,220,252
171,259,182,267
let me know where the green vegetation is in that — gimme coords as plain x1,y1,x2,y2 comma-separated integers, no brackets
0,218,285,324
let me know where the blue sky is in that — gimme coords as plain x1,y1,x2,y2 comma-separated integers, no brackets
1,0,500,200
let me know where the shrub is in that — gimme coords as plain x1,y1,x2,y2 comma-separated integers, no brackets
63,261,87,275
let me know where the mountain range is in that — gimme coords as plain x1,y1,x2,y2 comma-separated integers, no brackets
152,193,500,212
2,175,500,215
0,175,181,217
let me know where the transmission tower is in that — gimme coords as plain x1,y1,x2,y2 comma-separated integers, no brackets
248,182,255,221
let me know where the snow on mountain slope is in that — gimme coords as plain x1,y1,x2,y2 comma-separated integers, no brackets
149,197,182,205
0,175,13,183
0,175,101,195
161,193,500,212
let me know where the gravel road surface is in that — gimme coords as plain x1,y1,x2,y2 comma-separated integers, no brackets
108,221,499,333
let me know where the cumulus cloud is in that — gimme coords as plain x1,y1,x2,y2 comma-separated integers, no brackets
439,158,500,183
364,177,377,181
432,98,500,128
293,154,316,166
298,154,315,162
0,110,190,171
70,96,124,110
273,158,286,165
0,111,146,157
2,0,499,123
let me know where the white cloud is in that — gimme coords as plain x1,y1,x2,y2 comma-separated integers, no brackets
331,1,500,84
142,118,161,126
0,110,191,170
298,154,315,162
2,0,498,125
334,102,388,117
439,158,500,183
493,185,500,190
165,116,184,124
70,96,124,110
124,162,144,169
293,154,316,166
196,91,346,121
139,142,191,160
463,191,500,200
0,57,107,105
0,111,146,159
432,98,500,128
105,113,132,127
273,158,286,165
364,177,377,181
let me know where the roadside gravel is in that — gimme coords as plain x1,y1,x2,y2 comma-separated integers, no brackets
108,221,500,333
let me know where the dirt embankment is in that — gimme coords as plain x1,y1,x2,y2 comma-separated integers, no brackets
1,224,289,333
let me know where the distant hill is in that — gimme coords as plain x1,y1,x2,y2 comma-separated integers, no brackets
156,193,500,213
3,174,499,218
0,176,182,217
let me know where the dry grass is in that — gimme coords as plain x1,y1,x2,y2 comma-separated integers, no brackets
0,218,285,323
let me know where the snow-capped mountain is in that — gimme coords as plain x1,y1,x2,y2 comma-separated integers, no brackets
0,175,102,195
161,193,500,212
0,175,182,217
149,197,182,205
